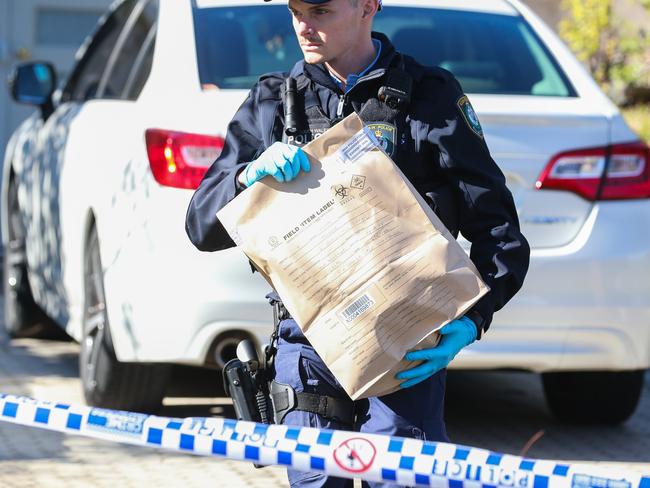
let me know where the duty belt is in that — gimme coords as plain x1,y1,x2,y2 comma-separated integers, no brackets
269,380,356,425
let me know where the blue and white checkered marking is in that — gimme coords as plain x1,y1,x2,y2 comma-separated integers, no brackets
0,393,647,488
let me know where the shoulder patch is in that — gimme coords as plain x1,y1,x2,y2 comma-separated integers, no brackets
366,122,396,157
457,95,484,138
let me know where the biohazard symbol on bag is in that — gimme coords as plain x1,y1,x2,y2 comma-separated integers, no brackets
333,438,377,473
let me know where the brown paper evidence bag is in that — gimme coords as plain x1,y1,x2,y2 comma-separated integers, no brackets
217,113,489,400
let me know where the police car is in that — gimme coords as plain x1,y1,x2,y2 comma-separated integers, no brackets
3,0,649,422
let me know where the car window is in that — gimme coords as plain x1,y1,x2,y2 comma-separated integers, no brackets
62,0,138,102
193,5,574,97
122,21,156,100
99,0,158,100
193,5,303,90
375,7,574,96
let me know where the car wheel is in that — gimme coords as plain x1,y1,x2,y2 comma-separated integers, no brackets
3,174,50,338
81,225,170,413
542,370,645,424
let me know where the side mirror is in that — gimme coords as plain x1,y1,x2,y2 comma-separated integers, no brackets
9,62,57,106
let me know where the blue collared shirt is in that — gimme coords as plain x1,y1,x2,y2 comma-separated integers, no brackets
328,39,382,93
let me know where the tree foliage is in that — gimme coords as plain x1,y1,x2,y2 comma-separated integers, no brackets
559,0,650,103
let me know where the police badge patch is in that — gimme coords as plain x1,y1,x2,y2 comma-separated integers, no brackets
366,123,396,157
457,95,484,138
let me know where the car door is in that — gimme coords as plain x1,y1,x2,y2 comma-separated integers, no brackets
56,0,159,341
23,0,140,325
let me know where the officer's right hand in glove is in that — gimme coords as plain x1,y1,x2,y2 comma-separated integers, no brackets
238,142,311,187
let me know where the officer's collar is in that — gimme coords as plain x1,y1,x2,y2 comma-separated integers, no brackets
328,38,382,93
299,32,398,94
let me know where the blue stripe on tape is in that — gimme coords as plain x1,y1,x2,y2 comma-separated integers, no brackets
310,456,325,470
520,460,535,471
399,456,415,470
469,465,482,481
486,453,502,466
212,439,227,455
253,424,268,436
244,445,259,461
147,428,163,445
454,447,470,461
166,421,182,430
180,434,194,451
223,419,237,430
2,402,18,418
553,464,569,476
87,412,106,427
34,407,50,424
640,477,650,488
285,428,301,440
415,474,429,485
54,404,70,410
66,413,82,430
388,439,403,453
449,480,463,488
421,443,436,456
381,469,397,481
296,443,310,453
278,451,292,466
317,432,333,446
533,475,549,488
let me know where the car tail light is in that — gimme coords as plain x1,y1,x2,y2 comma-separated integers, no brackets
536,142,650,201
145,129,224,190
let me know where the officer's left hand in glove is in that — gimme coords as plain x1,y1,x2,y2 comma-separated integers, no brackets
395,316,477,388
238,142,311,187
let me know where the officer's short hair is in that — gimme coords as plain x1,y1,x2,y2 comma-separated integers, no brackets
271,0,381,10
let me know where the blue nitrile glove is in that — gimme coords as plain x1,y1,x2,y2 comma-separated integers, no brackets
395,316,477,388
240,142,311,187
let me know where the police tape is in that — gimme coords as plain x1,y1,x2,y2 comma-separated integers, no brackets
0,393,647,488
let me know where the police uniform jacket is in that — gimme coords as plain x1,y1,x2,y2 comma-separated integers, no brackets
185,32,530,336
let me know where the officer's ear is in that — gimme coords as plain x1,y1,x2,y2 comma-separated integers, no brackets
361,0,376,18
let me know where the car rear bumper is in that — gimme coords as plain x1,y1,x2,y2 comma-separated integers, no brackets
455,199,650,372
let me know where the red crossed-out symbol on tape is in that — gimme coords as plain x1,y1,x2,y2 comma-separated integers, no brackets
333,437,377,473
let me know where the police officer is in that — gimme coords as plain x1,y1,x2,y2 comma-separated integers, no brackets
186,0,530,486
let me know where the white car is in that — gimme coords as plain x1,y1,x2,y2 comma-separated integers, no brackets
4,0,649,422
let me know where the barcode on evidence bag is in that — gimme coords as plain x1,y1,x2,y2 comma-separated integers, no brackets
337,128,378,164
341,293,375,323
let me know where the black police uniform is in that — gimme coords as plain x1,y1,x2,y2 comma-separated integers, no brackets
186,32,530,488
